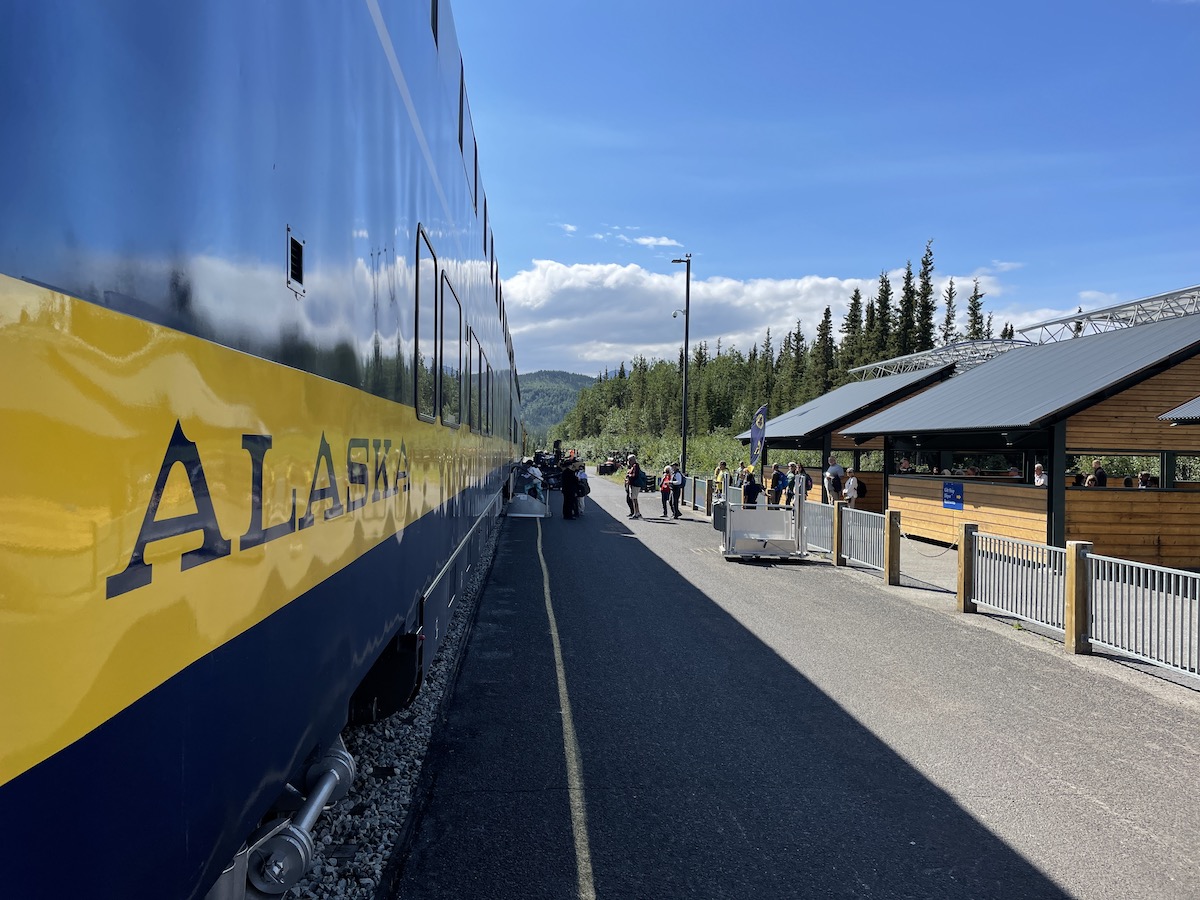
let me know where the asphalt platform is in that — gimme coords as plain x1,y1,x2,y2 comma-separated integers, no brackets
393,470,1200,900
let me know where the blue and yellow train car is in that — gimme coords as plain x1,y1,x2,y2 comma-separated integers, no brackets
0,2,520,897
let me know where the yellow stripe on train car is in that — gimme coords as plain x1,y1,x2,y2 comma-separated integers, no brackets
0,274,498,787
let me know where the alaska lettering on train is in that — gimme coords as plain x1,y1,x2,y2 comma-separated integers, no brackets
106,420,410,599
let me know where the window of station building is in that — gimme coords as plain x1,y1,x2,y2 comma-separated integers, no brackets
1174,454,1200,489
416,229,438,421
943,452,1025,478
1066,453,1161,488
440,275,461,427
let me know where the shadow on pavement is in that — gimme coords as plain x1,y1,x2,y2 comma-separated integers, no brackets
395,504,1069,900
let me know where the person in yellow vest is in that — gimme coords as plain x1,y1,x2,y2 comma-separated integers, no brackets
713,460,729,497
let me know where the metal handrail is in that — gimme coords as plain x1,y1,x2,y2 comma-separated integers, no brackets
422,486,503,603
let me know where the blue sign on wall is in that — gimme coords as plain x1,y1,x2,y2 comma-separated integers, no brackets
943,481,964,510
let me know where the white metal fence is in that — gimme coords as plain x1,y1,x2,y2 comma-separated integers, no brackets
973,533,1066,633
841,506,885,571
806,501,834,554
1088,554,1200,679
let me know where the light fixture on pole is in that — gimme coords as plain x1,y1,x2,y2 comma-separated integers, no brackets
670,253,691,475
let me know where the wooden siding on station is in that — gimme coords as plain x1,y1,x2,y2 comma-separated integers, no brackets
1065,489,1200,567
1067,353,1200,451
887,477,1049,544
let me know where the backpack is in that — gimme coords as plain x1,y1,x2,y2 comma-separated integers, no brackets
633,468,647,488
804,473,813,492
857,480,867,497
829,472,842,495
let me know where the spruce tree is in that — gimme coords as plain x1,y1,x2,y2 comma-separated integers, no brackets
940,277,959,345
916,240,936,352
839,287,865,371
804,307,836,399
966,278,986,340
895,260,916,358
871,272,893,359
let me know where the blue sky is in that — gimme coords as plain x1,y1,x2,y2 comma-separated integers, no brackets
452,0,1200,377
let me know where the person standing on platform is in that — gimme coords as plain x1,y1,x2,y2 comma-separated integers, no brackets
1092,458,1108,487
713,460,729,497
1034,464,1048,487
735,461,748,487
624,454,643,519
823,455,845,504
842,467,860,508
742,469,764,506
768,463,784,505
575,464,589,514
659,466,673,517
560,462,579,519
670,463,684,518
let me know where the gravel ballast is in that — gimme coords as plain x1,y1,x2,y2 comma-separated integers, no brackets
288,515,503,899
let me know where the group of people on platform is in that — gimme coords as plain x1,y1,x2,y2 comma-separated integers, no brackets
711,458,825,508
619,454,689,520
513,456,590,519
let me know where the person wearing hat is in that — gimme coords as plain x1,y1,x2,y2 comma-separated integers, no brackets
843,466,860,508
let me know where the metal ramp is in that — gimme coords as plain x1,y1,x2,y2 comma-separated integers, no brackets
720,494,806,560
506,469,551,518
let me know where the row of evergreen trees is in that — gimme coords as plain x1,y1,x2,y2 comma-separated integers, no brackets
551,242,1014,472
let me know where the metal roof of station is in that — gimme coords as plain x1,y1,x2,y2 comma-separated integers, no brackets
1159,396,1200,425
737,365,954,445
845,314,1200,437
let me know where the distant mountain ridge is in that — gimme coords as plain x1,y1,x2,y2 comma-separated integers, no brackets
519,370,596,433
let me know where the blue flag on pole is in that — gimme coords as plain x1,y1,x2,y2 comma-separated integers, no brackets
749,404,767,470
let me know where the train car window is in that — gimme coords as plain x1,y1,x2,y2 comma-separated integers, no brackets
487,362,494,436
440,274,461,427
287,226,305,298
468,332,481,431
483,201,488,258
458,64,465,153
416,228,438,421
463,329,473,432
394,245,416,407
479,348,489,435
431,0,439,45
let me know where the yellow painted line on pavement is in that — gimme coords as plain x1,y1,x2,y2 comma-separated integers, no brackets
536,518,596,900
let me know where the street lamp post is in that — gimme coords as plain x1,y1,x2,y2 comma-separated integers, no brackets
671,253,691,475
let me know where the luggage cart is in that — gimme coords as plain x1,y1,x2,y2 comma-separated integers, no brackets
720,493,806,560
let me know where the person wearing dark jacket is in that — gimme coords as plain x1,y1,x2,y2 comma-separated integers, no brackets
742,470,764,506
561,464,579,519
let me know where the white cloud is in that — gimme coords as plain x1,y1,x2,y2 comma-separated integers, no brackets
988,260,1024,273
506,259,875,374
1077,290,1121,308
557,223,578,234
633,236,683,248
